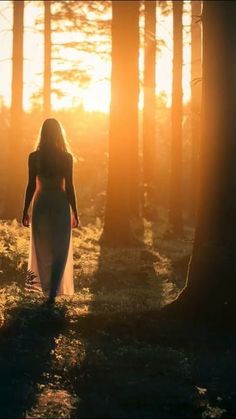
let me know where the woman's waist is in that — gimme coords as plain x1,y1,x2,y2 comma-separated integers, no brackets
33,187,67,201
33,188,68,204
32,190,70,214
37,185,65,191
36,175,65,190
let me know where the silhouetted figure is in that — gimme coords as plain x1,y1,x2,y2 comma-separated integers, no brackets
22,118,79,304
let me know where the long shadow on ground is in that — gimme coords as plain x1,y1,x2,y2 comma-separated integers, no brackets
67,242,236,419
0,303,66,418
68,309,236,419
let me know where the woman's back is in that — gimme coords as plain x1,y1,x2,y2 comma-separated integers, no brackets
31,150,71,192
22,117,78,304
34,149,68,176
27,150,74,299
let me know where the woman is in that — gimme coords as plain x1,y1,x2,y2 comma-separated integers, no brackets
22,118,79,304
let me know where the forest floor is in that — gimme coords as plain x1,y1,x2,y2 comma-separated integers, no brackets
0,217,236,418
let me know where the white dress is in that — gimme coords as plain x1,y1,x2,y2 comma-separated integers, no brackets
27,175,74,296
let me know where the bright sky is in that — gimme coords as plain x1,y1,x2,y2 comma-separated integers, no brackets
0,1,192,113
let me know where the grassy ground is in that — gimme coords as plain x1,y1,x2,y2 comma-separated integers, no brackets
0,218,235,418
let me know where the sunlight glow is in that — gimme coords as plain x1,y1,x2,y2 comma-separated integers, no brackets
82,81,110,113
0,1,192,113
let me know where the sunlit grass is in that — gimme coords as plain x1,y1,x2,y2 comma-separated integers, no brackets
0,217,193,323
1,219,234,419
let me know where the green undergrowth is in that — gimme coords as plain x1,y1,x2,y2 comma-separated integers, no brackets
0,219,235,418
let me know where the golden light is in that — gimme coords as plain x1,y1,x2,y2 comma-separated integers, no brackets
81,81,110,113
0,1,192,113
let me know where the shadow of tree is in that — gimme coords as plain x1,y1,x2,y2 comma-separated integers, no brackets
67,242,194,418
69,303,236,418
4,224,235,418
67,236,236,419
0,303,66,418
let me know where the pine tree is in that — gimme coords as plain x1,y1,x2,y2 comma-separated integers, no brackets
178,1,236,314
4,0,24,220
169,0,183,235
143,0,156,219
190,0,202,220
103,1,140,245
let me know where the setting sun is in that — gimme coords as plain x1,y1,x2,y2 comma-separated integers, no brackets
0,0,192,112
5,2,236,416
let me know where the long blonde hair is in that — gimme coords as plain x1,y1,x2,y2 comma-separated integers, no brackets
35,118,72,177
36,118,70,152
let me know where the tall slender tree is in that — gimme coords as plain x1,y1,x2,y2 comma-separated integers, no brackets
179,1,236,312
4,0,24,219
190,0,202,220
169,0,183,235
126,2,140,219
103,1,139,245
36,1,110,110
43,0,51,118
143,0,156,218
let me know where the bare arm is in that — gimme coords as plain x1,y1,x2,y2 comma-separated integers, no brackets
22,153,36,222
65,153,78,219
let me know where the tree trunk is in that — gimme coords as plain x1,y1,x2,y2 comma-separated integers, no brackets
4,0,24,220
143,0,156,219
44,0,51,118
182,1,236,310
190,0,202,220
103,1,140,245
169,0,183,235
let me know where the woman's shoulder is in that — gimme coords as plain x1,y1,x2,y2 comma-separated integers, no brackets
29,150,38,159
64,151,73,164
28,150,38,165
64,151,72,159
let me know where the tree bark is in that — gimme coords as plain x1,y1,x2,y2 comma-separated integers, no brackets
182,1,236,310
169,0,183,235
103,1,140,245
4,1,24,220
143,0,156,219
43,0,51,118
190,0,202,220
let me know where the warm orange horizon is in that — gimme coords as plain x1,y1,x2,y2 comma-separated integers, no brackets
0,0,192,113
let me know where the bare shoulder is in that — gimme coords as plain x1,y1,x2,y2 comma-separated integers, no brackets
65,151,72,160
65,152,73,164
28,151,38,165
